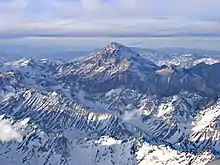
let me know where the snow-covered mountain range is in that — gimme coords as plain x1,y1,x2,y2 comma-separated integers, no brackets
1,42,220,165
132,47,220,68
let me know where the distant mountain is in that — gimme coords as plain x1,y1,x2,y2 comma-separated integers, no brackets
0,49,96,63
132,47,220,68
1,42,220,164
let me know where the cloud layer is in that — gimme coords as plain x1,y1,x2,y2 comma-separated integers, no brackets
0,0,220,38
0,118,23,142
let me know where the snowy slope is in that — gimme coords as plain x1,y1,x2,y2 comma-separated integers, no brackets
1,42,220,164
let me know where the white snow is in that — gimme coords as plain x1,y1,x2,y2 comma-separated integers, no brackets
194,58,220,66
136,142,212,165
192,101,220,133
95,136,122,146
157,97,176,117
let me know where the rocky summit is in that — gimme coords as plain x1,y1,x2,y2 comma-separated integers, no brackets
1,43,220,165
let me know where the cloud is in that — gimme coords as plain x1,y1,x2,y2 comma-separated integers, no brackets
0,0,220,37
123,109,139,121
0,118,23,142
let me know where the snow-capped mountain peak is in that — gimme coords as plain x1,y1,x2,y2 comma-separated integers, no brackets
88,42,143,62
1,43,220,165
57,42,159,93
107,41,126,49
84,42,158,73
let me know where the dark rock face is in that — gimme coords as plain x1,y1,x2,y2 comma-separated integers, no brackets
58,43,220,98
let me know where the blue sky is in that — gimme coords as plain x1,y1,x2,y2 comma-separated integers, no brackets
0,0,220,38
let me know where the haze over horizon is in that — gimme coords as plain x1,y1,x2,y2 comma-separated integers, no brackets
0,37,220,60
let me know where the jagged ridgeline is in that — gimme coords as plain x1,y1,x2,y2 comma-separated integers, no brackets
1,42,220,164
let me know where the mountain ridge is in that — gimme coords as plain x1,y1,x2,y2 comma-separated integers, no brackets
1,42,220,164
